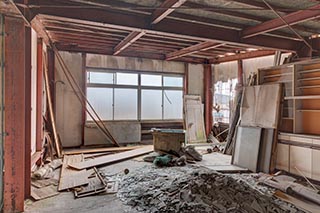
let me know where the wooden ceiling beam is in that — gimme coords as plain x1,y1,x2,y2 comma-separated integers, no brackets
113,31,146,55
151,0,187,24
166,41,224,60
242,4,320,38
209,50,276,64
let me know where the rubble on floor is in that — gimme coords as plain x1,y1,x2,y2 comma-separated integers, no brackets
118,165,306,213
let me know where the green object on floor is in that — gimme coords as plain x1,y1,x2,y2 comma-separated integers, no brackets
153,155,172,167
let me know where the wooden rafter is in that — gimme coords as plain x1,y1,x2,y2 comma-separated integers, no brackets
241,4,320,38
113,31,146,55
166,41,224,60
209,50,276,64
151,0,187,24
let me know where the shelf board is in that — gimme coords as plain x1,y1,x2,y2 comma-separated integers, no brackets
297,76,320,81
298,85,320,89
297,109,320,112
263,73,291,79
284,95,320,100
282,117,293,120
298,68,320,74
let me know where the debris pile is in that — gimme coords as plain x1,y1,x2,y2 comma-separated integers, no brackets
118,166,305,213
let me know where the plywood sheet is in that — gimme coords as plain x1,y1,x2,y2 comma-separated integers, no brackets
241,84,281,128
184,95,206,143
289,146,312,178
258,129,275,173
63,146,142,155
58,155,90,191
233,126,262,172
69,145,153,170
276,143,289,171
31,185,59,201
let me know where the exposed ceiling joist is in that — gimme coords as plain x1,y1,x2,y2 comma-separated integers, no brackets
113,31,146,55
166,41,223,60
29,6,302,51
241,4,320,38
151,0,187,24
209,50,276,64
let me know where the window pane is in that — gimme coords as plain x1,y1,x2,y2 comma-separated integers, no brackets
87,71,113,84
116,73,138,85
141,90,162,120
114,89,138,120
87,88,113,120
164,76,183,87
164,90,183,119
141,74,162,86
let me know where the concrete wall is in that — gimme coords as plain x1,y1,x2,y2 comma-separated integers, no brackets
55,52,83,147
213,54,290,83
188,63,204,101
55,53,204,147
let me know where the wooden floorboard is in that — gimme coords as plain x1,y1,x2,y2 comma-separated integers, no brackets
68,145,154,170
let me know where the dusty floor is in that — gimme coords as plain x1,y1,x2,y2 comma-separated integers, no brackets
24,151,308,213
25,160,149,213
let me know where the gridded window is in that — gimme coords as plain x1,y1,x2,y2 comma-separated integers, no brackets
86,69,184,121
141,90,162,120
86,87,113,120
163,90,183,119
114,89,138,120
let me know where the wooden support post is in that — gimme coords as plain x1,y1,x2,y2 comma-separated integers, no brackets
184,63,188,95
24,25,32,199
237,59,244,86
47,48,55,113
204,64,213,136
4,17,26,212
81,53,86,146
36,38,43,151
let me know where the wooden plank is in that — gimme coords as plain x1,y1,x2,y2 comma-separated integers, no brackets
69,145,154,170
31,185,59,201
184,95,207,143
233,126,262,172
258,128,275,173
241,84,281,128
63,146,142,155
274,190,319,213
58,155,90,191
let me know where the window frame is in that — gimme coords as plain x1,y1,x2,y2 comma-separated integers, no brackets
86,67,184,122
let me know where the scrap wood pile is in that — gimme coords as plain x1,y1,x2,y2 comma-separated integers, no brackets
118,165,306,213
31,145,154,201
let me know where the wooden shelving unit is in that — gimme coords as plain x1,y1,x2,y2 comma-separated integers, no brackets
258,65,294,133
258,59,320,180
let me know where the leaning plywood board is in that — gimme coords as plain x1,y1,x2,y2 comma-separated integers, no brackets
233,126,262,172
69,145,153,170
58,155,90,191
241,84,281,128
258,129,275,173
184,95,206,143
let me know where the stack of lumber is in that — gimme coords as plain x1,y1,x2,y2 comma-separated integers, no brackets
58,145,153,198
